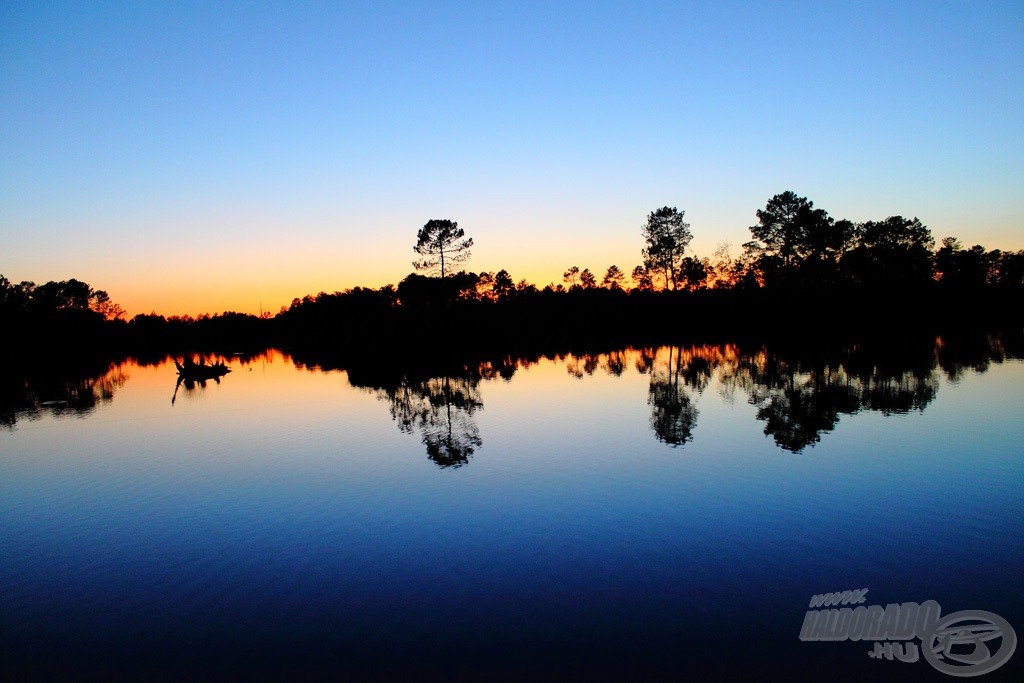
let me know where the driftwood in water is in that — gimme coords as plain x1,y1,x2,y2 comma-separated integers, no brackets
174,357,231,380
171,357,231,405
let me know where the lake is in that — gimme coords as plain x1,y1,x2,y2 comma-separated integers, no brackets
2,332,1022,681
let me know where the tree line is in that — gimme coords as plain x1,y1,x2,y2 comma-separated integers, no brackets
406,192,1024,296
4,190,1022,353
0,276,124,319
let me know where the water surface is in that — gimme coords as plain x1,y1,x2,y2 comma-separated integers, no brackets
2,336,1022,680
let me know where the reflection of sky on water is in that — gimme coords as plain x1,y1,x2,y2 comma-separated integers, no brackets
2,346,1022,679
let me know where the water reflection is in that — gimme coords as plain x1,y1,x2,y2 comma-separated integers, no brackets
3,331,1020,458
545,331,1016,453
937,330,1023,382
171,355,233,405
719,343,940,452
349,365,485,468
338,330,1017,463
639,346,715,447
0,358,128,429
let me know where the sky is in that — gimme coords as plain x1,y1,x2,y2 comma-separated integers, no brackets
2,1,1022,317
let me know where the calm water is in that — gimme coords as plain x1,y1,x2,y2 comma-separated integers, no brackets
2,335,1023,681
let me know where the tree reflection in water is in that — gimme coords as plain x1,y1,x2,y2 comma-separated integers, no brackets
641,346,714,447
717,339,941,452
382,375,483,468
347,365,484,469
1,360,128,429
557,334,977,453
3,329,1018,458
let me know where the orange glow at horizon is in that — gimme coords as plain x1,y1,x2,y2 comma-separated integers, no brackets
106,250,642,319
55,213,657,318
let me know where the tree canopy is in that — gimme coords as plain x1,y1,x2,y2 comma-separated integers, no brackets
641,207,693,290
413,219,473,277
602,265,625,290
843,216,934,288
745,191,839,286
0,276,123,320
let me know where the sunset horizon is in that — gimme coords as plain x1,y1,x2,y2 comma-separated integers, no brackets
8,194,1024,319
4,2,1021,318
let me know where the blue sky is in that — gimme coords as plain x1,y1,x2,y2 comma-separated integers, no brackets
2,1,1022,315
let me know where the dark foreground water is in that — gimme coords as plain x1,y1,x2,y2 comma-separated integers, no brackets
2,334,1022,681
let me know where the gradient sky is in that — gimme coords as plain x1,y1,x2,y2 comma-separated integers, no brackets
3,1,1022,316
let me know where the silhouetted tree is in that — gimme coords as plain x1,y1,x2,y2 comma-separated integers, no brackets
707,243,736,289
733,242,764,289
31,279,91,311
579,268,597,289
475,271,495,300
843,216,934,288
0,275,132,353
563,266,580,288
800,217,860,287
397,272,479,310
642,206,693,290
0,276,33,312
747,191,834,286
934,237,990,289
677,256,708,291
90,290,126,320
493,269,515,301
602,265,625,290
413,219,473,277
830,219,862,258
749,192,818,265
516,279,538,296
989,250,1024,288
631,265,654,291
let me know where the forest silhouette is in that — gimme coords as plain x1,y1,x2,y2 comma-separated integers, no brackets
3,191,1022,358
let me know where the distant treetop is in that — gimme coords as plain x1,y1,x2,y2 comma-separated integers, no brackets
413,219,473,277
